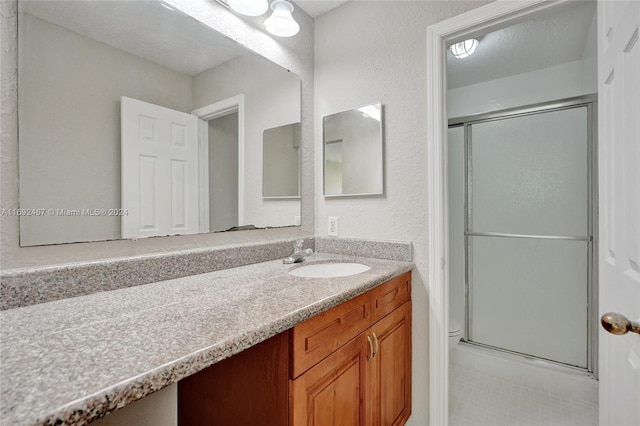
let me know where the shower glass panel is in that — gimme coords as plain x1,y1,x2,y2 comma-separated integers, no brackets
464,103,592,369
471,108,588,237
470,237,588,368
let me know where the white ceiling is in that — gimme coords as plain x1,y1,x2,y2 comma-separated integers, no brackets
447,1,597,89
294,0,349,18
21,1,247,77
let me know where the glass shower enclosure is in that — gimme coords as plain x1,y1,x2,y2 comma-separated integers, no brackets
448,95,597,372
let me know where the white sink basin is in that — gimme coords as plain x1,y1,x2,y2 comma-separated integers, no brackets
289,262,371,278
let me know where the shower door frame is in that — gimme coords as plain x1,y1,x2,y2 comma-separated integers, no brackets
449,94,599,375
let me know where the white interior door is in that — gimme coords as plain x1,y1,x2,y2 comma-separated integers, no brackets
121,96,199,239
598,1,640,425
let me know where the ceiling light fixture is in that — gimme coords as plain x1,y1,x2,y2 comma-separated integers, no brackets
449,39,478,59
264,0,300,37
228,0,269,17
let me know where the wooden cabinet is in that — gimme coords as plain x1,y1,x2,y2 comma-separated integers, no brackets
178,271,412,426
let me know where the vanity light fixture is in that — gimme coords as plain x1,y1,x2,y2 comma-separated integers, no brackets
449,38,478,59
227,0,269,16
264,0,300,37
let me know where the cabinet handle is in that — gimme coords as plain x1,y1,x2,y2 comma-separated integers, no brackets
367,336,374,361
372,332,379,357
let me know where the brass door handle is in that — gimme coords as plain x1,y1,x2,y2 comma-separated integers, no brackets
601,312,640,336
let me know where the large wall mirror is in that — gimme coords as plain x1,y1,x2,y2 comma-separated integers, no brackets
18,0,301,246
323,103,384,197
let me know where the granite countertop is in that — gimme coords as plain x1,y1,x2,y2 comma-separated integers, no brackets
0,253,413,425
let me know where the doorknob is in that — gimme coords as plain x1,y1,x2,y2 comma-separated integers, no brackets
601,312,640,336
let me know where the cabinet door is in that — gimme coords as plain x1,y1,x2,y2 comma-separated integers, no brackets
290,333,370,426
369,302,412,426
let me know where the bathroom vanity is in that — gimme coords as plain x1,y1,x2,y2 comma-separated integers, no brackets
0,252,412,425
179,271,411,425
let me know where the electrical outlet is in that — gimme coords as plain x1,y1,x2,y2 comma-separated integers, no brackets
294,216,301,226
328,217,339,237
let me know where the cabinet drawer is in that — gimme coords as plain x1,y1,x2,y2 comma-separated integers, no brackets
291,291,371,378
370,272,411,323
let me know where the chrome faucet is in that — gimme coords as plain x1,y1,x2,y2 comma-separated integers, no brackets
283,239,312,264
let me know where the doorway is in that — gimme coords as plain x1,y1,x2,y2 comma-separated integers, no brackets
426,1,602,424
192,95,246,233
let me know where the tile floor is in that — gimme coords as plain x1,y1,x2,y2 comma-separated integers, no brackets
449,363,599,426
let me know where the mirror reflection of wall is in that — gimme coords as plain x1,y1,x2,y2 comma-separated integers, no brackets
263,123,300,198
323,103,384,197
324,141,344,195
17,0,301,246
209,113,239,232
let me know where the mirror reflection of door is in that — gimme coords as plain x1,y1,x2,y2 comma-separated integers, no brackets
121,97,243,239
121,97,200,239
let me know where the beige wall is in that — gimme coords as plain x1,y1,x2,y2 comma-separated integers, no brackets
0,0,314,268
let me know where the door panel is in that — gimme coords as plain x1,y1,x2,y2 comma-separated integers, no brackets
598,1,640,424
121,96,199,238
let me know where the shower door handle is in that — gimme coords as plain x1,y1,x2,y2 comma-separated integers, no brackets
601,312,640,336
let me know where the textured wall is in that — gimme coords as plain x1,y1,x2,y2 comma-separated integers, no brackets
313,2,489,424
0,0,313,268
